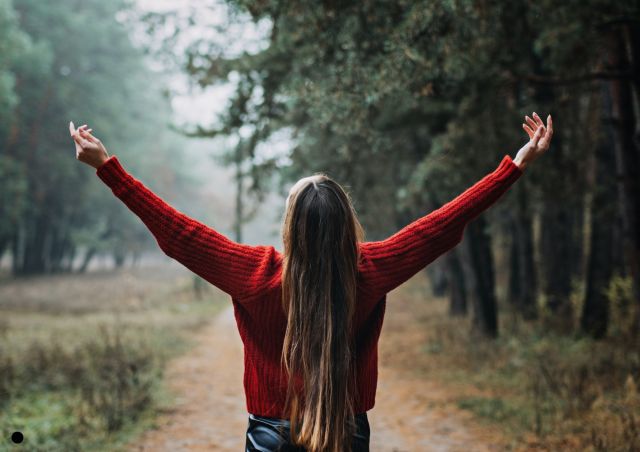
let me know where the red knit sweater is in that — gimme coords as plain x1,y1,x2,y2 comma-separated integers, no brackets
96,154,523,418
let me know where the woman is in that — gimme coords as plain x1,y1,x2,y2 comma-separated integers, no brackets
69,112,553,452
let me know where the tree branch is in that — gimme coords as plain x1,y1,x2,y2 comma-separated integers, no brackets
513,71,634,85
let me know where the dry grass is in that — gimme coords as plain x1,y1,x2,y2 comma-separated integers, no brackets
388,273,640,452
0,261,227,451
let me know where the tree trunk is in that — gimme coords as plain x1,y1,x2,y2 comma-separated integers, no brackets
48,228,69,273
606,25,640,336
17,212,49,275
446,248,468,317
234,144,244,244
11,228,21,275
64,244,76,272
426,260,449,298
113,250,126,268
537,115,578,332
581,89,617,338
507,183,538,320
0,235,8,264
460,217,498,338
539,200,576,331
580,143,617,338
78,247,97,273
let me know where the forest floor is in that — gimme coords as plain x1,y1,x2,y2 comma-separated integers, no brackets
127,275,507,452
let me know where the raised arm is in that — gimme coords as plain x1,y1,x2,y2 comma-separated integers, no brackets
358,154,522,296
358,112,553,298
69,122,280,301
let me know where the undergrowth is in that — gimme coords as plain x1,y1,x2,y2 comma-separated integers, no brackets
415,273,640,451
0,269,225,451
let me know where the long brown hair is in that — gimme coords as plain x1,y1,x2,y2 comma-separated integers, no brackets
281,173,365,452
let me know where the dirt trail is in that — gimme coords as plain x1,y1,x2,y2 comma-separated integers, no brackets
129,305,247,451
129,300,505,452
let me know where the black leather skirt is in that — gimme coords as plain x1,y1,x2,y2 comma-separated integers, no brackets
245,412,370,452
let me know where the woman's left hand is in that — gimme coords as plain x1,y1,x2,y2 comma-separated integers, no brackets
513,112,553,170
69,121,110,169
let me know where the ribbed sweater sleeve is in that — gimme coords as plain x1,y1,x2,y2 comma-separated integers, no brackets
358,154,523,297
95,155,275,301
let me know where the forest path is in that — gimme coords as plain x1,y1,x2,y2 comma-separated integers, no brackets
128,290,505,452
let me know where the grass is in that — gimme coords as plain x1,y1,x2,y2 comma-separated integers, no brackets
396,273,640,451
0,261,227,451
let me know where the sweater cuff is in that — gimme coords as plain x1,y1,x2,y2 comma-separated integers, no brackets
96,155,132,188
494,154,523,182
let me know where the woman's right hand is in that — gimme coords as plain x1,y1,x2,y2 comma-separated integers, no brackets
513,112,553,170
69,121,110,169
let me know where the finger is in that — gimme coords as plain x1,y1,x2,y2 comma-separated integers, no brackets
80,128,95,138
540,116,553,149
69,121,75,136
72,133,85,147
80,129,98,143
531,125,544,146
547,114,553,136
523,123,534,139
72,132,90,148
533,112,544,127
525,115,538,131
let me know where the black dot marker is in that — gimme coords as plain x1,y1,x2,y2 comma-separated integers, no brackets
11,431,23,444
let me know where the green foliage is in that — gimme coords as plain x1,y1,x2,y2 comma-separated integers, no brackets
176,0,637,240
606,273,637,338
0,0,28,124
0,330,161,451
1,391,82,451
0,0,194,274
457,396,525,424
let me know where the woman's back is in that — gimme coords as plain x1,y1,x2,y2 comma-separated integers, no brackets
228,245,390,419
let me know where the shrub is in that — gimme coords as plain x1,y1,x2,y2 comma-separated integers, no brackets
606,273,637,339
1,324,162,444
75,325,161,431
